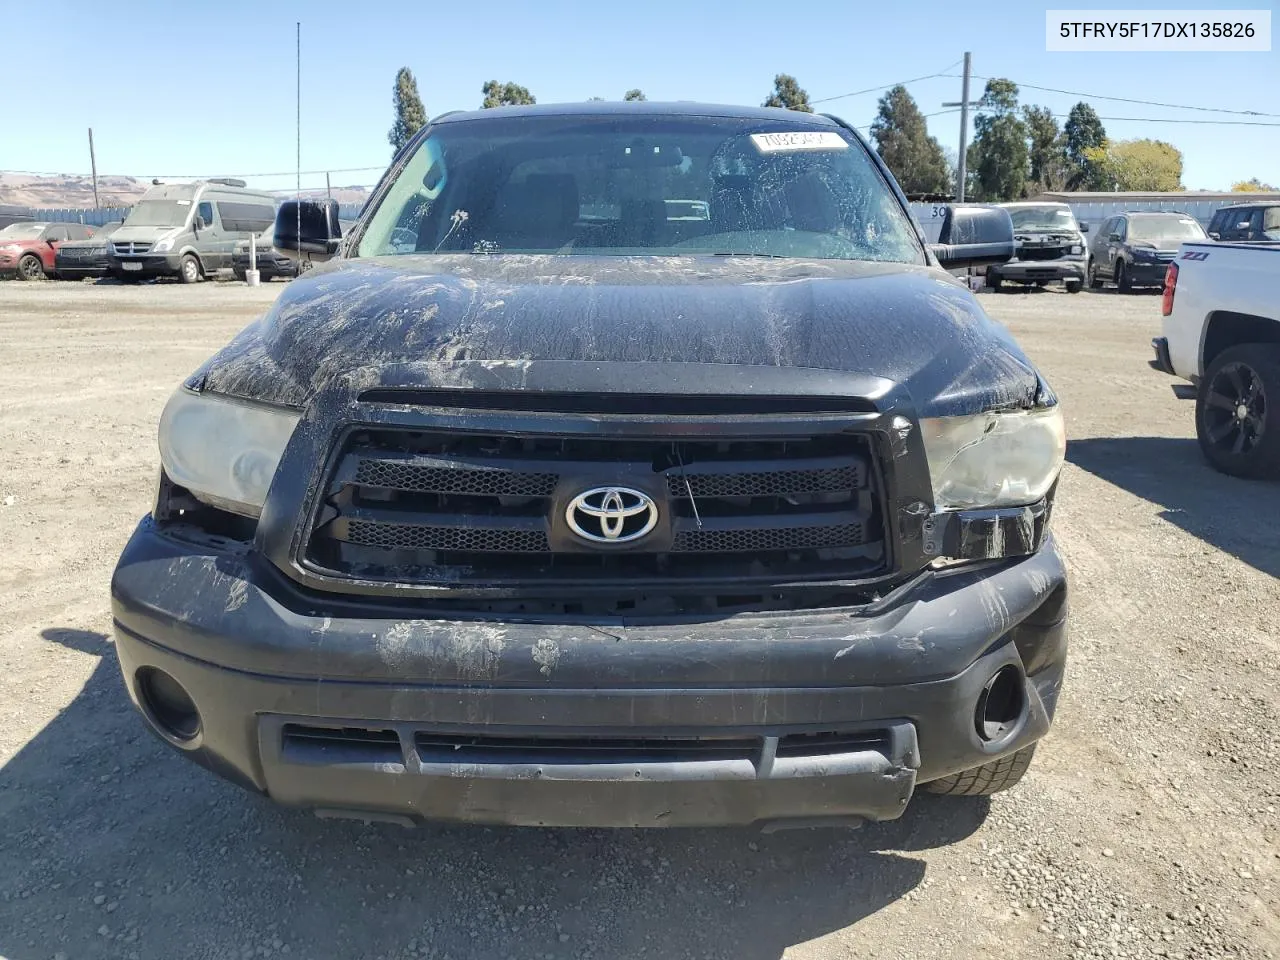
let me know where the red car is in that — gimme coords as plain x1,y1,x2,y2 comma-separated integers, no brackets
0,222,97,280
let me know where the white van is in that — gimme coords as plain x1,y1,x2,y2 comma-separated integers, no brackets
108,179,276,283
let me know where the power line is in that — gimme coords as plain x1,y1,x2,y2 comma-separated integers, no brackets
1061,113,1280,127
812,60,963,106
951,73,1280,118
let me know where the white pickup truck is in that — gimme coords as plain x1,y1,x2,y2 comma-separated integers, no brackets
1151,240,1280,478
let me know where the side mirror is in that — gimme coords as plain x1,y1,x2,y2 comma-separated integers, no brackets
194,216,207,231
1208,231,1220,240
274,199,342,262
928,204,1014,269
1108,233,1122,243
1079,221,1090,233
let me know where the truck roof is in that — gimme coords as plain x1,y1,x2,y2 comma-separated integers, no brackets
432,102,844,125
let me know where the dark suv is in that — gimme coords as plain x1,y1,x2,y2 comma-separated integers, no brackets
110,102,1068,829
1087,211,1207,292
1207,202,1280,243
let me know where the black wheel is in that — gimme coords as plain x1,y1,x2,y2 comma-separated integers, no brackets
1116,260,1133,294
1196,344,1280,479
1088,262,1102,289
232,267,247,282
1064,279,1083,294
179,254,202,284
923,745,1037,796
17,253,45,280
987,273,1003,292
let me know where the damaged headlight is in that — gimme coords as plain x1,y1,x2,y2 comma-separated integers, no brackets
921,405,1065,510
158,389,300,518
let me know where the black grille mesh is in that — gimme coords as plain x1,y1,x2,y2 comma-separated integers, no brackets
346,520,550,553
671,522,863,553
354,459,558,497
667,465,859,499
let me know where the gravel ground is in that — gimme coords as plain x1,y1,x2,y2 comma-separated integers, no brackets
0,279,1276,960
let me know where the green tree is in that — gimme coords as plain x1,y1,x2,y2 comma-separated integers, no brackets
1023,105,1069,193
870,85,951,195
1083,139,1184,191
482,80,536,109
762,74,812,112
388,67,427,155
966,79,1028,201
1063,102,1107,189
1232,177,1279,191
623,89,647,102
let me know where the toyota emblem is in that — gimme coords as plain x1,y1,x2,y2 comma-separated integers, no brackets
565,486,658,544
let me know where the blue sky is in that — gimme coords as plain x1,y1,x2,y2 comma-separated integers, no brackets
2,0,1277,194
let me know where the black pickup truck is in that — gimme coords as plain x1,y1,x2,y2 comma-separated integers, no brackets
111,103,1068,829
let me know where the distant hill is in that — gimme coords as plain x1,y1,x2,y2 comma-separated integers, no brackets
0,173,149,208
0,173,371,209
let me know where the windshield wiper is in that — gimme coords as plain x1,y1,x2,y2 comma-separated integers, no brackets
709,251,787,259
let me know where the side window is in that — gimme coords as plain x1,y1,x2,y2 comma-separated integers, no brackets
1208,211,1225,236
196,201,215,228
1115,218,1127,241
1101,217,1115,239
1247,209,1265,237
1221,210,1248,240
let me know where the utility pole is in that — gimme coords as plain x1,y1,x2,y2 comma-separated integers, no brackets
87,127,100,210
942,52,979,202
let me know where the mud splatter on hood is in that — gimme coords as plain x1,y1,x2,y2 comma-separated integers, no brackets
192,254,1043,416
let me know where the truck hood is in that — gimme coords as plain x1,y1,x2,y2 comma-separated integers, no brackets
109,225,179,243
193,254,1044,417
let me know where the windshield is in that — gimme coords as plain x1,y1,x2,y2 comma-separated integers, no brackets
0,223,45,239
1129,216,1206,245
123,200,191,228
357,115,923,263
1007,205,1078,232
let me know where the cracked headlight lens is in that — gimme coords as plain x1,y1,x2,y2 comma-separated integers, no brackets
921,405,1065,510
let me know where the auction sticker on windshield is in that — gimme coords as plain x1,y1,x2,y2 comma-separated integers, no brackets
750,132,849,154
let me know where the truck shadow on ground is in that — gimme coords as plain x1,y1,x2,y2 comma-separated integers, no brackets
1067,436,1280,578
0,629,990,960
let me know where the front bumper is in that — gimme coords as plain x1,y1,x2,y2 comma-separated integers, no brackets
989,259,1085,283
108,253,184,278
110,519,1069,828
56,256,110,278
232,253,297,277
1126,260,1171,286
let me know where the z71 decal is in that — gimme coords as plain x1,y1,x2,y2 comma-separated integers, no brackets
1181,251,1210,261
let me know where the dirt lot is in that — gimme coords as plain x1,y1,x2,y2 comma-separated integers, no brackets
0,279,1276,960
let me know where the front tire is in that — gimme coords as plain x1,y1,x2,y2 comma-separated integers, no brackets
1064,279,1083,294
1088,262,1102,289
179,254,202,284
232,267,247,282
1196,344,1280,479
987,273,1003,292
17,253,45,280
1116,260,1133,294
923,745,1037,796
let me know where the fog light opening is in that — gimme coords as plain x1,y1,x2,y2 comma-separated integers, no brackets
975,664,1025,743
136,667,201,742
